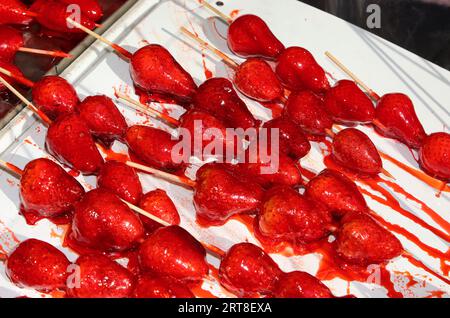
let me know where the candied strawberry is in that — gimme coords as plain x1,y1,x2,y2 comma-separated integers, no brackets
131,274,194,298
219,243,282,297
418,132,450,181
67,254,134,298
6,239,70,292
70,189,144,252
138,226,209,282
97,160,143,205
138,189,180,233
273,271,334,298
227,14,285,60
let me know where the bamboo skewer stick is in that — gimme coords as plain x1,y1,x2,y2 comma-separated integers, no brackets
0,66,35,88
115,91,180,127
198,0,232,24
180,27,239,69
66,18,133,60
18,47,73,59
0,76,51,125
325,51,380,101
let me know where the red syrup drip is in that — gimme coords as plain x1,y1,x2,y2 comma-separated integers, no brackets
380,152,450,196
322,156,450,280
202,53,214,80
19,205,73,226
259,101,284,118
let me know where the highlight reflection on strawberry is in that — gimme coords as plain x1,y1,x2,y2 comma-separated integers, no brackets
139,189,180,233
70,189,144,252
20,158,85,221
46,113,104,175
67,254,134,298
138,226,209,283
97,160,143,205
6,239,70,292
227,14,285,60
219,243,282,297
130,45,197,104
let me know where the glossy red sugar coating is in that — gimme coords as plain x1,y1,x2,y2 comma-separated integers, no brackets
30,0,96,33
418,132,450,181
138,189,180,233
234,58,283,102
77,95,128,147
305,169,369,217
227,14,285,60
97,160,143,205
192,77,260,129
331,128,382,176
138,226,209,282
219,243,282,297
131,274,194,298
263,116,311,160
130,44,197,104
32,76,79,120
67,254,134,298
324,80,375,124
276,46,330,93
284,90,333,136
6,239,70,292
335,212,403,265
193,163,264,226
257,186,332,244
0,25,24,62
20,158,85,219
46,113,104,175
125,125,183,171
273,271,334,298
70,189,144,252
0,0,33,26
59,0,103,22
375,93,427,149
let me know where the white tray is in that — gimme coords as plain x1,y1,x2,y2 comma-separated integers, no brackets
0,0,449,298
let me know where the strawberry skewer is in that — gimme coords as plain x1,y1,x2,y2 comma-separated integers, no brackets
325,52,450,186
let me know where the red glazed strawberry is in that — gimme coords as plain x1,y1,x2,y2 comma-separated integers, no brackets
0,0,33,26
418,132,450,181
30,0,96,33
273,271,334,298
284,90,333,136
227,14,285,60
219,243,282,297
46,113,104,175
77,95,128,147
305,169,368,217
131,274,194,298
194,163,264,226
263,116,311,160
0,60,29,92
139,189,180,233
331,128,382,176
125,125,182,171
276,47,330,94
32,76,79,120
375,93,427,149
0,25,23,62
59,0,103,22
67,254,134,298
257,186,332,244
97,160,143,205
324,80,375,124
179,108,242,159
6,239,70,292
234,58,283,102
130,45,197,104
335,212,403,265
138,226,209,282
70,189,144,252
20,158,85,221
192,77,260,129
227,151,303,189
